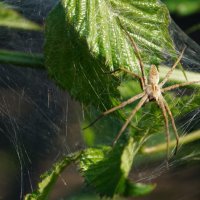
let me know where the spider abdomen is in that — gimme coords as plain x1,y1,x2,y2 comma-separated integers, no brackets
149,65,159,85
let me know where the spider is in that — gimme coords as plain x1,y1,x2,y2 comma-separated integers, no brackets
84,29,200,158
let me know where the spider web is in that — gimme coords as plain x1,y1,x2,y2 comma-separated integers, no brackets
0,0,200,200
0,0,84,199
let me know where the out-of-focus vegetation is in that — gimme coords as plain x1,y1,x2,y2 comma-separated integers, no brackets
0,2,42,30
162,0,200,44
162,0,200,16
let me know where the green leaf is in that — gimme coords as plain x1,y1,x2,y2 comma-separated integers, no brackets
45,0,175,108
25,152,80,200
124,181,156,197
79,138,155,197
0,2,42,30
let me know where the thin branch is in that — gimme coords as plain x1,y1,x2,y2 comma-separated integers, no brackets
142,129,200,154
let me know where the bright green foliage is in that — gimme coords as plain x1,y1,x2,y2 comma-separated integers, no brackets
162,0,200,16
25,153,81,200
79,138,155,197
0,2,42,30
45,0,175,109
24,140,155,199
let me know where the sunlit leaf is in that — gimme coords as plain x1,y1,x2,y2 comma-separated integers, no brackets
25,153,80,200
0,2,42,30
45,0,175,108
79,138,155,197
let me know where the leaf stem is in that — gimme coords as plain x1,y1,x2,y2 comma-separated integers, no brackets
142,129,200,154
0,49,45,69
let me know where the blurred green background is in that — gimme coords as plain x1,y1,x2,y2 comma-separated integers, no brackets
163,0,200,44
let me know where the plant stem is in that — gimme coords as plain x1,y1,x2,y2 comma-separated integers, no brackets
142,129,200,154
0,49,45,69
186,23,200,34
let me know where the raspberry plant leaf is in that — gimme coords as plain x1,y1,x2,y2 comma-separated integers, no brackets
45,0,175,108
24,139,155,199
25,152,81,200
79,138,155,197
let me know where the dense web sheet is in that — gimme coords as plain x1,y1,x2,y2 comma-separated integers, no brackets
0,0,200,200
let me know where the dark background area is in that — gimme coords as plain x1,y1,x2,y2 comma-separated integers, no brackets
172,12,200,44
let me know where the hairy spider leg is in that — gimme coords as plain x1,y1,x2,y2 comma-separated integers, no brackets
104,68,140,79
83,92,145,130
104,67,144,90
119,68,145,90
117,68,141,79
159,47,186,87
157,97,170,160
112,94,148,145
162,80,200,92
162,98,179,155
120,23,147,89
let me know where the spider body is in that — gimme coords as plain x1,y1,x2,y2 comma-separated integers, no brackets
145,84,161,102
149,64,159,85
84,28,200,158
145,65,161,101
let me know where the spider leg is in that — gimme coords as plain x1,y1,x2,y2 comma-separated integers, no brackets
162,80,200,92
119,22,147,87
104,67,144,90
156,97,170,160
83,92,145,130
104,68,140,79
159,46,186,87
120,68,146,89
112,94,148,145
162,98,179,155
